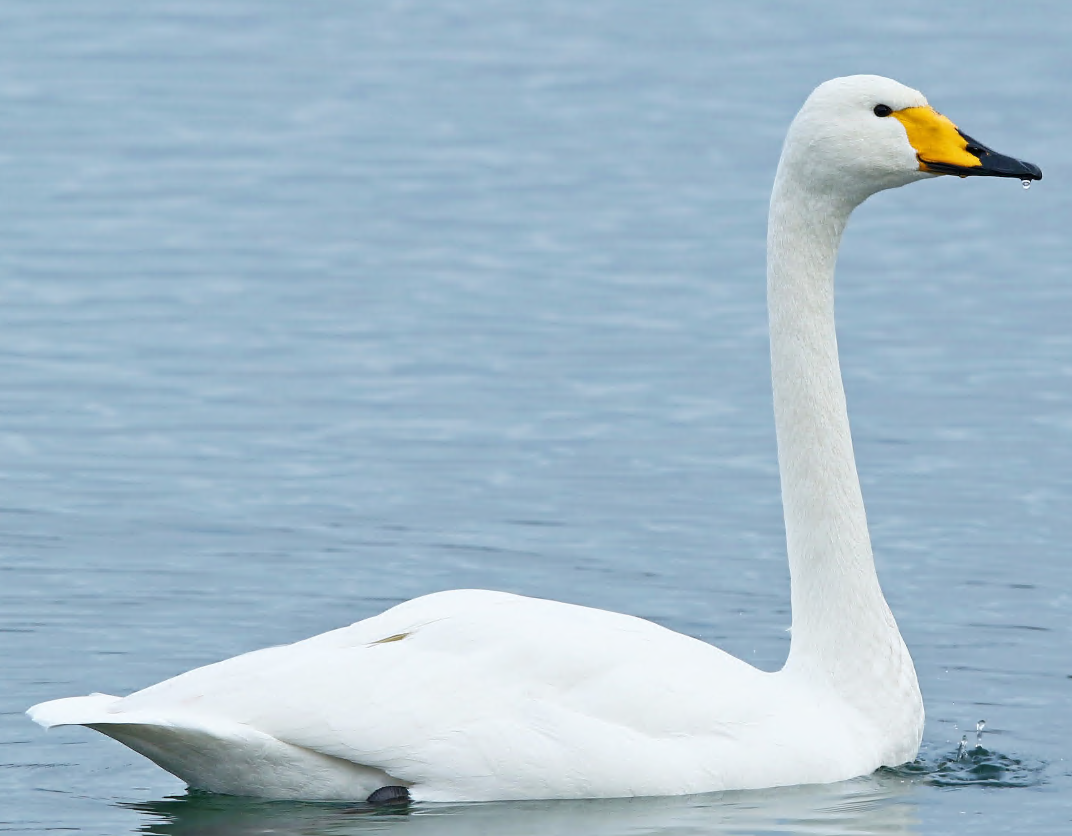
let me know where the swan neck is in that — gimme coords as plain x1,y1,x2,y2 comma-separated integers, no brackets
766,177,898,671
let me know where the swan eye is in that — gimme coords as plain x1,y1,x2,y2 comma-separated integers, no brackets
873,104,893,117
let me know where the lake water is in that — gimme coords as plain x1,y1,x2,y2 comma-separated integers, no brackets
2,2,1070,834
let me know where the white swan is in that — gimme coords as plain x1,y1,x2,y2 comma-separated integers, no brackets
28,75,1040,803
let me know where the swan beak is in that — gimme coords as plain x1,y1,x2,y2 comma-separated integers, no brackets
892,106,1042,180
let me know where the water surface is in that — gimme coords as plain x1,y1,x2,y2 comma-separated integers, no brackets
2,2,1070,834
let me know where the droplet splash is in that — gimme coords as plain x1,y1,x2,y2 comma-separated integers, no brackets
975,719,986,749
883,737,1046,788
1022,179,1031,189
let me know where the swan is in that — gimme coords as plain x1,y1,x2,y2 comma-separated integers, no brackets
28,75,1041,803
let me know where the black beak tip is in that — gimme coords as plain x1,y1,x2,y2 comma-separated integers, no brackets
976,149,1042,181
1021,160,1043,181
955,131,1042,181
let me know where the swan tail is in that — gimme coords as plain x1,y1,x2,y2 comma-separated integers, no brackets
26,695,398,800
27,693,122,728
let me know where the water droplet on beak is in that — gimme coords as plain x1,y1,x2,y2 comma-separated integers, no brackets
1022,180,1031,190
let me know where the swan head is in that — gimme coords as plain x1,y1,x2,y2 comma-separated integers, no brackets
776,75,1042,206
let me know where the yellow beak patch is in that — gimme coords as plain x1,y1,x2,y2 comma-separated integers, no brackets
892,106,981,172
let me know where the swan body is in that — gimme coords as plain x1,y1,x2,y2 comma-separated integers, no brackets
31,590,896,801
28,75,1040,802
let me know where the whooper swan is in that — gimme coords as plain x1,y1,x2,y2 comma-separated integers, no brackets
28,75,1041,804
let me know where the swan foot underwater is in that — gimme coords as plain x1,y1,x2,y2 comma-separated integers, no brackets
28,76,1041,803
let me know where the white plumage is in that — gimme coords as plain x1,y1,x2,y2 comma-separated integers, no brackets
28,75,1039,802
30,590,889,801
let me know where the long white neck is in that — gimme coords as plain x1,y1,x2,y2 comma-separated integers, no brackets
766,167,913,697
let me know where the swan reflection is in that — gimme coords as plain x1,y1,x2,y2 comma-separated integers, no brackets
128,772,918,836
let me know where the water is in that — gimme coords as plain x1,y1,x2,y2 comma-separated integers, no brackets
2,1,1070,834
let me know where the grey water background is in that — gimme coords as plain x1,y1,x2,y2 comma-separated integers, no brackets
1,1,1069,833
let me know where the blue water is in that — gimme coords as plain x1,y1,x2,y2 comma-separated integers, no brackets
2,2,1070,834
